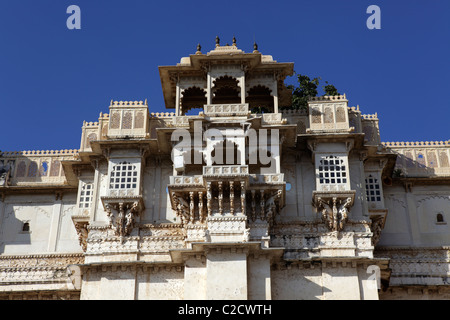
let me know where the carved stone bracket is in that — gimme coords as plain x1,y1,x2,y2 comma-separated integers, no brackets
313,191,356,233
72,215,90,252
101,196,144,240
370,211,387,246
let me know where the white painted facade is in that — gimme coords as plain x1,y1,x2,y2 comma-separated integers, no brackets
0,42,449,300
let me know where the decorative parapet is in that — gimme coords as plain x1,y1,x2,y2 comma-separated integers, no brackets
308,94,348,102
0,149,79,157
0,150,79,186
281,109,309,134
260,113,285,124
150,112,175,118
80,121,100,152
203,104,249,117
107,100,149,139
383,140,450,147
361,113,381,146
383,140,450,177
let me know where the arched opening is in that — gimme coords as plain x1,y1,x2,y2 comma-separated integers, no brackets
212,76,240,104
211,140,242,165
181,86,207,115
247,85,273,113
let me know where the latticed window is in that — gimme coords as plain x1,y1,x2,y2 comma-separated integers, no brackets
79,183,93,208
318,155,347,185
365,174,381,202
109,161,138,189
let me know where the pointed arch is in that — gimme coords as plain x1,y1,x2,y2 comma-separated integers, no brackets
212,76,240,104
247,85,273,113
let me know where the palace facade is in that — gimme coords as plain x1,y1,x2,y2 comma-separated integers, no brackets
1,40,449,300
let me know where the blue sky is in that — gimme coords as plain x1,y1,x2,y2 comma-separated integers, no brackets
0,0,449,151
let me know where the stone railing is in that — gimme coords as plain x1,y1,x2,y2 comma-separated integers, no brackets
308,94,348,102
203,165,249,177
249,173,284,184
260,113,284,124
203,104,249,117
169,175,204,186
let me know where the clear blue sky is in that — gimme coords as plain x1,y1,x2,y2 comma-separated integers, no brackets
0,0,449,151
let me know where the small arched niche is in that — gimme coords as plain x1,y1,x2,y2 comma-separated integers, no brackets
247,85,273,113
212,76,240,104
181,86,207,115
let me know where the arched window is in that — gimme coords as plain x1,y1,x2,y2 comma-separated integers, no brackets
436,213,445,223
181,86,207,115
27,161,38,177
247,85,273,113
22,221,30,232
212,76,240,104
211,140,241,165
40,161,49,176
16,161,26,177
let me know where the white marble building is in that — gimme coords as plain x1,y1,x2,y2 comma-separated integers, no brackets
0,40,449,300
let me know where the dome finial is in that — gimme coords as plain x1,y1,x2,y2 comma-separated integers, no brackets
253,41,258,52
232,36,236,46
215,35,220,47
196,43,202,54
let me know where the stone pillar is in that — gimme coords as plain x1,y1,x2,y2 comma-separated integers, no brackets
184,256,207,299
175,83,181,116
91,159,101,222
272,80,278,113
206,73,212,105
81,265,137,300
321,261,361,300
206,247,248,299
240,74,246,104
248,254,272,300
47,194,62,252
405,189,421,245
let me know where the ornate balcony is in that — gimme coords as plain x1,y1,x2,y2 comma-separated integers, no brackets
107,100,149,139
